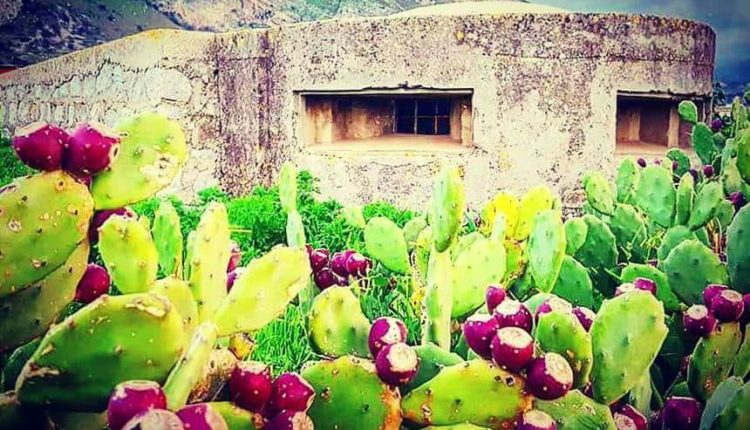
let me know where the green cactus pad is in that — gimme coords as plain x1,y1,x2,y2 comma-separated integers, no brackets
609,204,647,259
91,112,187,210
552,255,594,308
481,191,519,238
713,378,750,430
727,205,750,293
2,338,41,391
402,360,531,428
302,356,402,430
678,100,698,124
693,123,718,166
657,225,697,262
423,248,453,349
152,200,183,277
527,210,566,293
687,322,742,402
666,148,691,177
619,263,680,312
402,344,464,395
0,171,93,298
635,166,676,228
0,393,49,430
0,241,88,353
616,159,639,204
675,173,695,226
584,171,615,215
214,246,309,336
49,411,107,430
688,181,724,230
503,239,526,284
186,202,231,323
535,310,593,388
278,162,297,214
429,167,465,252
572,215,617,286
662,239,729,304
714,199,735,230
286,210,306,248
99,214,159,294
209,402,262,430
451,232,484,261
163,321,218,410
152,276,198,342
423,425,489,430
627,372,652,418
590,292,668,404
451,236,506,318
564,218,588,255
364,217,410,275
514,186,554,241
534,390,616,430
342,205,366,229
403,215,428,252
699,376,744,430
16,292,185,411
734,126,750,183
309,286,371,358
735,325,750,379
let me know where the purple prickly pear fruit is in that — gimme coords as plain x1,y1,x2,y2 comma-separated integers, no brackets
107,380,167,430
517,410,557,430
703,165,715,178
711,118,723,132
680,355,691,378
72,172,92,187
176,404,228,430
709,289,745,322
682,305,716,337
330,251,354,278
227,268,244,292
572,306,596,331
729,191,747,211
632,277,657,295
689,168,699,181
74,263,111,303
89,208,136,243
227,241,241,272
703,284,728,307
122,409,184,430
374,342,419,386
493,299,533,332
535,297,573,321
462,313,500,360
651,410,664,430
663,396,702,430
345,252,371,278
264,411,314,430
268,372,316,414
526,352,574,400
313,268,339,290
490,326,534,372
671,160,679,171
636,158,647,168
229,361,273,412
613,404,647,430
485,284,507,313
308,248,330,273
368,317,408,357
63,122,121,176
12,122,68,171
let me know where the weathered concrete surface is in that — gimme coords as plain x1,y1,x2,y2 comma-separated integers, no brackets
0,7,715,210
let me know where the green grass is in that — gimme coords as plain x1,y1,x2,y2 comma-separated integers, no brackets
250,304,320,376
0,137,31,188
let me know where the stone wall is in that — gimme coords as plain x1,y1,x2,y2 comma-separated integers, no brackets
0,12,714,210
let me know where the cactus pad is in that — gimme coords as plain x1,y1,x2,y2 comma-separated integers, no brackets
429,166,465,252
514,186,554,241
527,210,566,293
552,255,594,308
662,239,729,304
727,205,750,293
616,159,639,204
402,344,464,395
712,381,750,430
635,166,675,228
309,286,371,358
451,236,506,318
688,181,724,230
163,321,218,410
619,263,680,312
99,214,159,294
152,276,198,341
675,173,694,226
687,322,742,402
278,162,297,214
364,217,410,274
693,123,717,166
535,309,593,388
584,172,615,215
152,200,183,277
480,191,518,238
534,390,616,430
564,218,587,255
423,248,453,349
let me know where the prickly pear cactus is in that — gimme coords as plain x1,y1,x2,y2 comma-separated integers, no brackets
534,390,616,430
666,148,691,177
278,162,298,214
687,322,742,402
674,173,694,226
620,263,680,312
678,100,698,124
662,239,729,304
552,255,594,308
572,215,617,289
635,166,676,228
92,112,187,210
302,356,402,430
584,171,615,215
286,210,306,248
309,286,371,358
699,377,744,430
514,186,554,241
152,200,183,277
616,159,639,204
608,204,647,260
688,181,724,230
713,380,750,430
214,246,310,336
451,236,506,318
590,292,668,404
535,309,593,388
15,292,185,411
163,321,218,410
0,241,89,352
423,248,453,349
364,217,410,274
99,214,159,294
735,326,750,379
403,215,428,252
481,191,519,238
737,128,750,183
727,205,750,293
693,122,717,166
402,344,464,395
152,276,198,341
401,359,531,428
429,166,465,252
564,218,587,255
657,225,696,262
209,402,262,430
342,205,367,229
0,171,94,297
528,210,566,293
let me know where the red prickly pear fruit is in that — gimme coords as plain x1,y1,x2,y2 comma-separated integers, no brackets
711,118,723,132
63,122,121,176
308,248,330,273
703,165,715,178
345,252,371,278
11,122,67,171
485,284,507,313
122,409,184,430
227,241,241,272
268,372,316,414
313,267,339,290
368,317,408,357
535,297,573,321
612,404,648,430
663,396,702,430
330,251,354,278
107,380,167,430
572,306,596,331
490,326,534,372
729,191,747,211
632,277,657,295
462,313,500,360
227,268,245,292
374,342,419,386
89,208,136,243
517,410,557,430
264,410,314,430
493,299,533,332
682,305,717,337
229,361,273,412
636,158,647,168
709,289,745,322
74,263,111,303
526,352,573,400
703,284,728,307
175,404,228,430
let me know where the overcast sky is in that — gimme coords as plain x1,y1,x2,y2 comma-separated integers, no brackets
539,0,748,81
